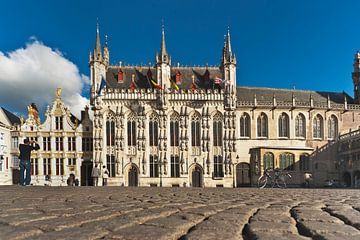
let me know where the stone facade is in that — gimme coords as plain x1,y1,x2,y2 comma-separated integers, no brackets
89,24,360,187
12,89,92,186
0,107,20,185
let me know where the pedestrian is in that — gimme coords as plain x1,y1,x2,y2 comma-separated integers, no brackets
67,173,76,186
91,164,101,186
102,165,109,186
18,138,40,186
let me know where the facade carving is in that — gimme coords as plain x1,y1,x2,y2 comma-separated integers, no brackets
10,89,93,186
89,24,360,187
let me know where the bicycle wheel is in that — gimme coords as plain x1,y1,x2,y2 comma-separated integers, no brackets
275,177,287,188
257,175,267,188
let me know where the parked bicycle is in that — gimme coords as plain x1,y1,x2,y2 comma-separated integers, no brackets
257,168,292,188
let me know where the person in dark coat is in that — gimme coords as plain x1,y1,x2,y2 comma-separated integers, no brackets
18,138,40,186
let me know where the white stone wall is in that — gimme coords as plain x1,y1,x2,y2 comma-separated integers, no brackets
0,125,12,185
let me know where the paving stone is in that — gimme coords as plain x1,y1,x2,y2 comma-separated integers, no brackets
1,186,360,239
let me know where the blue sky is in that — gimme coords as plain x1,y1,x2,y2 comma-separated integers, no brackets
0,0,359,117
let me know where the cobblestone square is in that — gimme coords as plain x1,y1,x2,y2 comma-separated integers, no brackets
0,186,360,239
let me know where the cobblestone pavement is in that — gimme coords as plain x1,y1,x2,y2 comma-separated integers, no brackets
0,186,360,240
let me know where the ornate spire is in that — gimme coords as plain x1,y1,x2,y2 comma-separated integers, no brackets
226,26,232,54
94,18,102,60
222,27,236,65
160,24,167,57
157,22,169,64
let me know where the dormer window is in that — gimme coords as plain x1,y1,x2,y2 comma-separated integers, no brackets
175,70,182,84
117,68,124,82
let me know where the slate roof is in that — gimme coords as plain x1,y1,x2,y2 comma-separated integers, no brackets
1,107,20,125
236,87,353,104
106,66,223,90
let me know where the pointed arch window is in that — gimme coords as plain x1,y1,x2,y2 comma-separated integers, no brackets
149,113,159,146
213,112,223,146
313,114,323,139
106,113,115,146
328,115,338,140
191,112,201,147
279,153,295,170
127,112,136,146
295,113,306,138
257,113,268,138
170,113,180,146
214,155,224,177
149,155,159,178
240,113,250,137
263,152,274,170
278,112,289,138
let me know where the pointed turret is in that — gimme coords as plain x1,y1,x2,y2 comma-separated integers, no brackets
222,28,236,65
156,24,170,64
94,20,102,61
352,50,360,103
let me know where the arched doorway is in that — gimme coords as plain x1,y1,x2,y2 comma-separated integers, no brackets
128,165,138,187
353,171,360,188
191,165,203,187
343,172,351,187
81,160,93,186
236,162,251,187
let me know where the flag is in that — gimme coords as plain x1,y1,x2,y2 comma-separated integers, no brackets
151,79,163,90
130,78,137,91
171,80,179,92
98,78,106,95
191,82,197,91
215,76,223,84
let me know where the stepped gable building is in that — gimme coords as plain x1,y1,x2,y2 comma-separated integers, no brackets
16,89,92,186
90,23,360,187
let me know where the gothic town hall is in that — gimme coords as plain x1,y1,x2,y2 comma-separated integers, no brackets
90,24,360,187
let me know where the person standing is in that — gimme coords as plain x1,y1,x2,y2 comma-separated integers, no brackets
91,164,101,186
18,138,40,186
102,165,109,186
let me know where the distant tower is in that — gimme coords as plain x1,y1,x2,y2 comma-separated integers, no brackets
221,28,237,109
90,20,108,105
352,51,360,103
155,24,171,89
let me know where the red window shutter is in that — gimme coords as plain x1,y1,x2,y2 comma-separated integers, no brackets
118,68,124,82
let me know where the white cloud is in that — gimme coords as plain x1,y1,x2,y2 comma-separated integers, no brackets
0,39,89,119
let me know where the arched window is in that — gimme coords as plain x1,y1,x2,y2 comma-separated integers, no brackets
191,112,201,147
299,154,310,171
214,155,224,177
127,112,136,146
313,114,323,139
106,112,115,146
149,112,159,146
295,113,306,138
257,113,268,137
263,152,274,170
240,113,250,137
170,113,180,146
213,112,223,146
279,153,295,170
278,112,289,138
328,115,338,140
149,154,159,177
